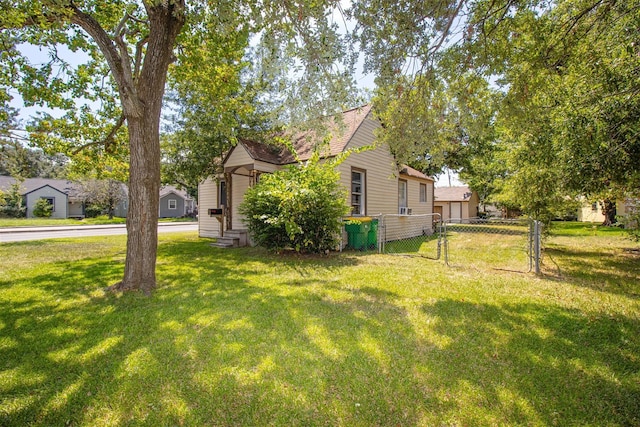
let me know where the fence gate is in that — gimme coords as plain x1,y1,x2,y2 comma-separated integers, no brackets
379,213,443,259
442,218,542,273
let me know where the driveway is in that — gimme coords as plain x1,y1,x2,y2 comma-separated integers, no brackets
0,222,198,243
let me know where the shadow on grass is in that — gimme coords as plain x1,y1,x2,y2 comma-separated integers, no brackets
544,246,640,298
420,299,640,425
1,237,639,426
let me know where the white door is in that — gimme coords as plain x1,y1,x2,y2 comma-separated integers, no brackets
451,202,462,222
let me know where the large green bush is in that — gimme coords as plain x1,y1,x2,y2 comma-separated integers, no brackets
84,204,104,218
239,152,350,253
33,198,53,217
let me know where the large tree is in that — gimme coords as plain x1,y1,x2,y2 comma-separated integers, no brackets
351,0,640,220
1,0,356,293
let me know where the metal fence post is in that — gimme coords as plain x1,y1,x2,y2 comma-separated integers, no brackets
443,221,449,265
378,214,383,254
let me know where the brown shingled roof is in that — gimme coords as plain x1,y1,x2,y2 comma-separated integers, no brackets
399,165,434,181
237,105,373,165
434,186,474,201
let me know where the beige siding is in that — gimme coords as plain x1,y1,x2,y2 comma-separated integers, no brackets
578,204,604,223
433,202,449,221
198,177,220,238
433,201,471,222
578,199,629,223
254,160,280,173
405,178,433,216
225,144,253,168
338,113,399,216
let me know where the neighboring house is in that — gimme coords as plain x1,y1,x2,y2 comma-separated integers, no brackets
433,186,480,222
0,177,187,219
159,185,195,218
577,198,635,223
0,177,84,219
198,105,435,242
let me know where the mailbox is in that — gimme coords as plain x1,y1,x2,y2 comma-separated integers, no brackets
208,208,223,216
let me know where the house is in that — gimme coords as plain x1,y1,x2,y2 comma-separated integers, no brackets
159,185,195,218
0,177,130,219
577,198,636,223
433,186,480,222
0,177,84,219
198,105,435,244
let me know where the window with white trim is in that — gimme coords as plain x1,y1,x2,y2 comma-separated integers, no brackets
168,199,177,210
351,169,366,216
398,180,408,209
420,183,427,203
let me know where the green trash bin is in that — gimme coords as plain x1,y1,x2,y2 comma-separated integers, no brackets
367,218,378,250
344,217,372,250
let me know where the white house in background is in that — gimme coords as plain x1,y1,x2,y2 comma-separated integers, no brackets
198,105,435,244
577,198,636,223
159,185,195,218
433,186,480,222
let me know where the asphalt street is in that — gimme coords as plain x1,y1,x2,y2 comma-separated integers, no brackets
0,222,198,243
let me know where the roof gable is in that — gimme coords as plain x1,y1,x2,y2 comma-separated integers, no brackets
233,105,374,166
0,177,80,196
159,185,191,200
24,184,67,196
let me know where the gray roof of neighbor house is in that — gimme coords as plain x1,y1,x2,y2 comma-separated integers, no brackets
159,185,192,201
434,186,474,202
0,177,82,198
230,105,433,182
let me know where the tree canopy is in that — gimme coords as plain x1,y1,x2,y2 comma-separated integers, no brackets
354,0,640,221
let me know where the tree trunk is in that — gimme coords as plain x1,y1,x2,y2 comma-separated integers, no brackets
110,116,161,294
601,199,617,226
107,3,185,294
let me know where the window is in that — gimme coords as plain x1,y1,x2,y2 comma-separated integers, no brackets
591,202,598,212
168,199,177,210
351,169,366,215
398,180,407,209
420,183,427,203
43,197,55,212
219,181,227,208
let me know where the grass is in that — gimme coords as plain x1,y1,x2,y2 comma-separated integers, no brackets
0,216,196,227
0,224,639,426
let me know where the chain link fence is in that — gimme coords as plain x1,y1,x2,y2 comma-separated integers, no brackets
342,214,542,274
378,213,443,259
442,218,542,273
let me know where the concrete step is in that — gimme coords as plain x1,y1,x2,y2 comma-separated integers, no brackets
210,229,250,248
223,229,248,247
211,236,239,248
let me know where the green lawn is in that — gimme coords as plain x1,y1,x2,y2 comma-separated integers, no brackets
1,224,639,426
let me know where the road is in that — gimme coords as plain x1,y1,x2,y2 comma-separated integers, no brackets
0,222,198,243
